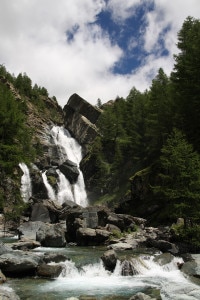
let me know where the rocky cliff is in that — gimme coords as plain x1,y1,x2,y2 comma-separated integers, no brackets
0,77,101,226
63,93,101,154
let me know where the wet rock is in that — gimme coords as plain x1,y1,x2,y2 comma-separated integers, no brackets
59,159,80,184
18,221,44,240
101,249,117,272
105,223,121,234
36,223,66,247
76,228,110,246
180,254,200,278
146,238,179,254
108,242,133,251
0,270,6,283
121,260,139,276
79,296,97,300
37,263,62,278
10,238,41,250
0,251,43,276
30,203,51,222
63,93,101,152
43,253,69,264
129,292,156,299
0,287,20,300
153,253,175,266
0,243,11,255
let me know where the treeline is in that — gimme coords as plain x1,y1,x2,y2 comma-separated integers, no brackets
90,17,200,233
0,63,62,178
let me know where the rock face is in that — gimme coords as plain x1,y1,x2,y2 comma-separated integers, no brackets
0,251,43,276
101,250,117,272
59,159,80,184
37,263,63,278
36,223,66,247
63,93,101,153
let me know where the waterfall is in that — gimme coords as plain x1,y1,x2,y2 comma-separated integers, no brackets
56,170,74,205
41,171,56,200
43,125,88,207
19,163,32,202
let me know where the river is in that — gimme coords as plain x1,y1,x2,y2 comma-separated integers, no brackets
2,243,200,300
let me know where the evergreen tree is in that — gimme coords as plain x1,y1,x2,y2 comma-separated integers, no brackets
153,129,200,224
145,68,173,161
171,17,200,151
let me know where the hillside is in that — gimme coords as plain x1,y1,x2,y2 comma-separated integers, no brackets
0,17,200,247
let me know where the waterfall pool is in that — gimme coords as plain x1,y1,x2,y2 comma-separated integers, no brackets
3,245,200,300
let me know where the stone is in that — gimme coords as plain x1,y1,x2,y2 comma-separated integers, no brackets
0,250,43,276
146,238,179,254
63,93,101,153
153,253,175,266
0,270,6,283
59,159,79,184
43,253,69,264
101,250,117,272
30,203,51,222
0,287,20,300
36,223,66,247
37,263,63,278
108,242,133,251
76,228,96,246
10,238,41,250
121,260,139,276
0,242,11,255
129,292,156,300
18,221,44,240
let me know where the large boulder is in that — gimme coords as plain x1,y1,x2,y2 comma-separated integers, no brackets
37,263,63,278
101,249,117,272
76,228,111,246
63,93,101,153
10,238,41,250
59,159,79,184
36,223,66,247
0,287,20,300
0,251,43,276
121,260,139,276
18,221,44,240
30,203,51,222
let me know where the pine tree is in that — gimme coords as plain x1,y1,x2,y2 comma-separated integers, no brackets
171,17,200,151
153,129,200,224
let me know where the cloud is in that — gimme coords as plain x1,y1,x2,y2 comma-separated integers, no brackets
106,0,141,22
0,0,199,107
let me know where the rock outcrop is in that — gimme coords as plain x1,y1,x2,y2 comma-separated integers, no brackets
63,93,101,153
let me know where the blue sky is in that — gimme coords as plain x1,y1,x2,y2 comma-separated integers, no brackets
0,0,200,106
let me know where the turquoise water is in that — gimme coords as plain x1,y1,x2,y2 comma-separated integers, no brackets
2,245,200,300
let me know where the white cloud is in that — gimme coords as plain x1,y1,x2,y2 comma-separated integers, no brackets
0,0,199,107
106,0,141,22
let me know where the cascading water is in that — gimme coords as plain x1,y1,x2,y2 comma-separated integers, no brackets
11,249,200,299
19,163,32,202
41,171,56,200
42,125,88,207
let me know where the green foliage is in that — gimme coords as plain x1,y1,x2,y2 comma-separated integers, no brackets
0,82,33,172
171,16,200,151
172,223,200,248
90,17,200,227
152,129,200,221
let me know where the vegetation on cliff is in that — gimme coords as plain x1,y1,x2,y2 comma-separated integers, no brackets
0,16,200,246
87,17,200,232
0,65,63,221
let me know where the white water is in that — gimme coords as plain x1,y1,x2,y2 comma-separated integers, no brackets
56,169,74,205
42,171,56,200
42,126,88,207
39,255,200,299
19,163,32,202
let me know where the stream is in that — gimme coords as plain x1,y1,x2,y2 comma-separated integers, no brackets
2,243,200,300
